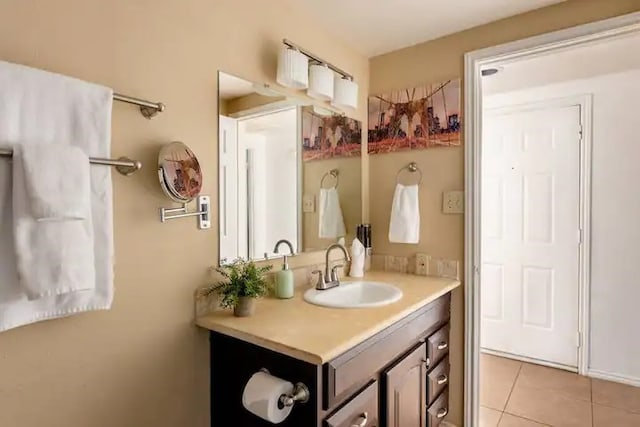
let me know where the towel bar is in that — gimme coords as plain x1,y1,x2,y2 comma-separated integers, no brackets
0,148,142,176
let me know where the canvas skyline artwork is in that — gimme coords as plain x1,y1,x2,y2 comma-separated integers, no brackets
368,78,461,154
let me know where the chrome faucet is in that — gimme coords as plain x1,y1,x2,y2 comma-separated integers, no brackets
312,243,351,290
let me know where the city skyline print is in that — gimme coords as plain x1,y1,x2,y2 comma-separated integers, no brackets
302,107,362,161
367,78,461,154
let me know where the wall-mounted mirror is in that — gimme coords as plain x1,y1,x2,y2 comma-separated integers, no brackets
217,71,362,264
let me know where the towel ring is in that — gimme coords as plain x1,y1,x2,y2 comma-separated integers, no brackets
320,169,339,189
396,162,423,185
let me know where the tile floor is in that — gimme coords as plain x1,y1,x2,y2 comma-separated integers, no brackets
480,353,640,427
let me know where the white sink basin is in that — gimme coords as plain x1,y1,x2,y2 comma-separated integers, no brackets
303,281,403,309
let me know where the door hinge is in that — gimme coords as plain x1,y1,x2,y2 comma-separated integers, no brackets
578,228,584,244
578,125,583,141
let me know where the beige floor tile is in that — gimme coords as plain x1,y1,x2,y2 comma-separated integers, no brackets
480,406,503,427
593,404,640,426
592,378,640,414
498,413,549,427
505,383,592,427
515,362,591,401
480,354,522,411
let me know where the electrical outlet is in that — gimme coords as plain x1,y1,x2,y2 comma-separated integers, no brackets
303,194,315,213
443,190,464,214
415,253,429,276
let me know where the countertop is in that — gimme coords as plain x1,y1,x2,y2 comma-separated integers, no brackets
196,271,461,364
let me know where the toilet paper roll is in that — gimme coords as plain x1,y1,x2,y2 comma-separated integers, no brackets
242,371,293,424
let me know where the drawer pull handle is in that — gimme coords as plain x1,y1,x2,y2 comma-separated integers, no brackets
437,341,448,350
351,412,368,427
437,374,448,385
436,408,448,419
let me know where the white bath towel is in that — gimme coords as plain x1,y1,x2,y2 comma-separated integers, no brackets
20,144,91,221
13,144,95,300
0,60,114,332
319,188,346,239
388,184,420,244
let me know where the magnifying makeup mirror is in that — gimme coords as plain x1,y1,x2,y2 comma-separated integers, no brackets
157,141,203,203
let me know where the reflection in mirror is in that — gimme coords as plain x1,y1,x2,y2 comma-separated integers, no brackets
217,71,361,265
158,141,203,203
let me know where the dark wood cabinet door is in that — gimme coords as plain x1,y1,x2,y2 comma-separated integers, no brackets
383,342,427,427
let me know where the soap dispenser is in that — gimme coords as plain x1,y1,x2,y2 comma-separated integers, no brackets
275,255,294,299
273,239,295,299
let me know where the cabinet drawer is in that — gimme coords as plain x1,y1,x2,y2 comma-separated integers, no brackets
325,294,449,409
427,387,449,427
324,381,379,427
427,356,449,405
426,324,449,369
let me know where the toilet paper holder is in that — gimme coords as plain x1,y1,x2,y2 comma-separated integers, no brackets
261,369,310,408
279,382,310,408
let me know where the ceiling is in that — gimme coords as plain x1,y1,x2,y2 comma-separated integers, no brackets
483,32,640,94
290,0,565,57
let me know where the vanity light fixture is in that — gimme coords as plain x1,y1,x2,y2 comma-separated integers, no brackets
307,63,334,101
276,46,309,89
332,76,358,109
279,39,357,110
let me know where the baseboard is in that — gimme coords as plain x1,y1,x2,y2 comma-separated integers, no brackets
481,348,577,373
588,369,640,387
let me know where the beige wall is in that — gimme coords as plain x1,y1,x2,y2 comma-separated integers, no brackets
225,93,288,116
369,0,640,424
0,1,368,426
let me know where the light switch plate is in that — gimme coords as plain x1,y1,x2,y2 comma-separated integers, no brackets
303,194,315,213
443,190,464,214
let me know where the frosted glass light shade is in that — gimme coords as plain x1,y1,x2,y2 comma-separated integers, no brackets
307,64,334,101
332,76,358,109
277,47,308,89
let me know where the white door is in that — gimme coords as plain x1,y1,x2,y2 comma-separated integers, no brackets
219,115,239,263
481,102,582,368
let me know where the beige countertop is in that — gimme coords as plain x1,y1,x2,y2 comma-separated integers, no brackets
196,271,461,364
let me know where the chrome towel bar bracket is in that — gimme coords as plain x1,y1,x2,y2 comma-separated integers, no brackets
113,93,165,119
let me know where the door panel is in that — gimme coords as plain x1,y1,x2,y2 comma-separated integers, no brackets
383,343,427,427
481,103,581,367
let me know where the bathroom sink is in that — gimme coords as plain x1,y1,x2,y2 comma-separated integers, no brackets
303,281,403,309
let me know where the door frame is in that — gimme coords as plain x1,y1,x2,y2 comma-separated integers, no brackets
463,11,640,426
481,94,593,373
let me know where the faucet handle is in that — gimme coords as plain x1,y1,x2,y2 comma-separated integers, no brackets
311,270,325,288
330,264,344,282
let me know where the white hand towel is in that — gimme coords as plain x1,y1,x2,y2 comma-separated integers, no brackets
13,144,95,300
319,188,346,239
0,60,113,332
20,144,91,221
349,238,365,278
388,184,420,244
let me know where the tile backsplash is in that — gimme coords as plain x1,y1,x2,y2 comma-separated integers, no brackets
372,253,460,280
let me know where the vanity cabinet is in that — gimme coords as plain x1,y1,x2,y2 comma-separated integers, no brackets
383,342,428,427
208,292,451,427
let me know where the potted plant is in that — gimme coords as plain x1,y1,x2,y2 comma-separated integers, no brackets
203,259,272,317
